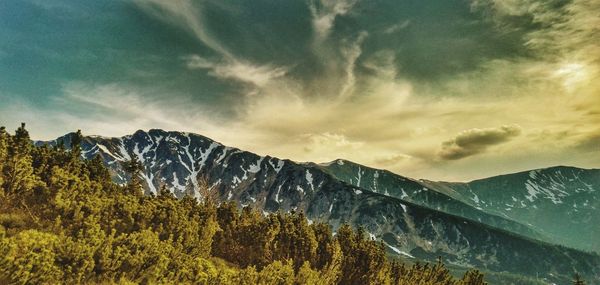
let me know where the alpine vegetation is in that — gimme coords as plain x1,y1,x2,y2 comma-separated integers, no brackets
0,124,491,284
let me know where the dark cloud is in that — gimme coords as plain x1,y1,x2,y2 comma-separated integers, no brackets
438,125,521,160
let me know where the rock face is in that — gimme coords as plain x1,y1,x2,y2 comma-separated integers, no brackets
43,129,600,284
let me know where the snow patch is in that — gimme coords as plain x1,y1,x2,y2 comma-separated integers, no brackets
472,194,480,204
269,159,285,173
171,172,187,193
275,185,283,203
248,157,264,173
118,139,131,160
386,244,414,258
215,147,230,164
96,144,121,161
233,174,244,186
529,170,539,179
400,189,408,199
305,170,314,191
400,203,407,212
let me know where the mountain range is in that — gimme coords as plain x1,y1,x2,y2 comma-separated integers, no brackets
40,129,600,284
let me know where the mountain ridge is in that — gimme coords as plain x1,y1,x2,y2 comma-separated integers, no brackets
38,128,600,284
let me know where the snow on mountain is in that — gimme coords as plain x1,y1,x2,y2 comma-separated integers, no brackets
430,166,600,253
318,159,549,243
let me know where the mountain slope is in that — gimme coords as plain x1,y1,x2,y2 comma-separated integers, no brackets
427,167,600,253
43,130,600,284
317,159,548,243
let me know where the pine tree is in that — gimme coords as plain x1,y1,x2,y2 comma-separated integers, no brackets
13,123,31,153
459,269,487,285
573,273,586,285
70,130,83,159
3,124,42,198
0,126,8,195
122,157,143,196
86,154,111,182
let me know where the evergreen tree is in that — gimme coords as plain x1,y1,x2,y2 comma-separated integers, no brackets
122,157,143,196
0,126,8,195
459,269,487,285
13,123,31,153
573,273,586,285
70,130,83,159
3,124,42,199
86,154,111,183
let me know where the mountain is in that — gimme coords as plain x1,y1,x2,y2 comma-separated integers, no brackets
316,159,548,243
42,129,600,284
319,160,600,253
425,167,600,253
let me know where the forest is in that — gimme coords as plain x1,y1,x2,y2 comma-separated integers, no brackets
0,124,508,284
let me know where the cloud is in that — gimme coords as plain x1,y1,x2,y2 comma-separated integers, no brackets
375,153,412,167
185,55,288,87
302,132,364,152
470,0,600,64
28,83,231,141
383,20,411,34
338,31,368,100
137,2,290,90
438,125,522,160
133,0,234,59
308,0,358,44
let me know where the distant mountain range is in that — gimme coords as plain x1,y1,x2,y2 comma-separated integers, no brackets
319,160,600,253
40,129,600,284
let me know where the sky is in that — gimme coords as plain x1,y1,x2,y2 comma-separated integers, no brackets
0,0,599,181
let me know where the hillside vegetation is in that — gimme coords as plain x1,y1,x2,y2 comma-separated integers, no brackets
0,124,501,284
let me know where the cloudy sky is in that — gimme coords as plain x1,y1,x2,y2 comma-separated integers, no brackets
1,0,598,181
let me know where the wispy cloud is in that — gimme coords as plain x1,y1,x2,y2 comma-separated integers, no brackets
308,0,359,44
472,0,600,64
375,153,413,167
35,83,229,140
302,132,364,153
338,31,368,100
383,20,411,34
134,0,234,59
185,55,288,88
137,1,290,91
